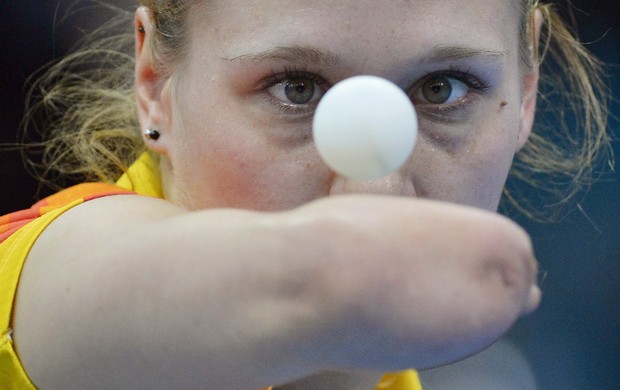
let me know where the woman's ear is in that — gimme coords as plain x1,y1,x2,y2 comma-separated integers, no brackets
517,9,544,151
135,6,172,155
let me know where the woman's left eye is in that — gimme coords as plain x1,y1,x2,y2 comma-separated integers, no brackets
412,72,490,109
419,75,468,104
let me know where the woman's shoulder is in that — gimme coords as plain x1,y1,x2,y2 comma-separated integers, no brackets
0,182,136,389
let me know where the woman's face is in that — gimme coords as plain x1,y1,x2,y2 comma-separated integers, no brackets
144,0,537,211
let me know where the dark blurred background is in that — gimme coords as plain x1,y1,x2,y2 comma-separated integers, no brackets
1,1,618,389
507,2,620,389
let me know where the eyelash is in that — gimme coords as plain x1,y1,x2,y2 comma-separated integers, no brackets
442,65,491,92
264,66,328,87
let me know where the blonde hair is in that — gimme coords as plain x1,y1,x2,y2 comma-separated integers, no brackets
505,0,613,220
21,3,141,188
21,0,612,219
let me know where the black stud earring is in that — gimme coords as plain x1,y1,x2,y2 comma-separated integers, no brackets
144,128,161,141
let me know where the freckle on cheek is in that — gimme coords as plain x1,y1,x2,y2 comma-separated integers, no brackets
500,101,509,108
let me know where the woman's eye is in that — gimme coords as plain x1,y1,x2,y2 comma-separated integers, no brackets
418,75,469,105
267,76,324,106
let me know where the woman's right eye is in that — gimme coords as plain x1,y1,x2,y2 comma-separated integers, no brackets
268,77,322,105
263,71,329,115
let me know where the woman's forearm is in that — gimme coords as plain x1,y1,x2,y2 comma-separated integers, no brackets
12,194,539,388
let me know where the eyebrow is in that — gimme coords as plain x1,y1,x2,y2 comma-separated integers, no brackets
419,45,507,64
223,44,506,67
223,45,340,67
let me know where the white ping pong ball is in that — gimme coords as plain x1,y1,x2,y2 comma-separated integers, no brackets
313,75,418,181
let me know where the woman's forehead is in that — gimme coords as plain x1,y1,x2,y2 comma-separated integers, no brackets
199,0,521,24
190,0,521,62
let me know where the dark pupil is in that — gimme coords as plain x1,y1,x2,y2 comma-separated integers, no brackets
285,79,315,104
423,76,452,104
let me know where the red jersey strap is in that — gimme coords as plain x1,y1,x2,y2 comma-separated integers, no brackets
0,183,134,244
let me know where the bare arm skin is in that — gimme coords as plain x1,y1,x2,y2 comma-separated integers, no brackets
12,195,540,389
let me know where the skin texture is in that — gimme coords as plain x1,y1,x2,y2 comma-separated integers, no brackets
12,0,542,388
